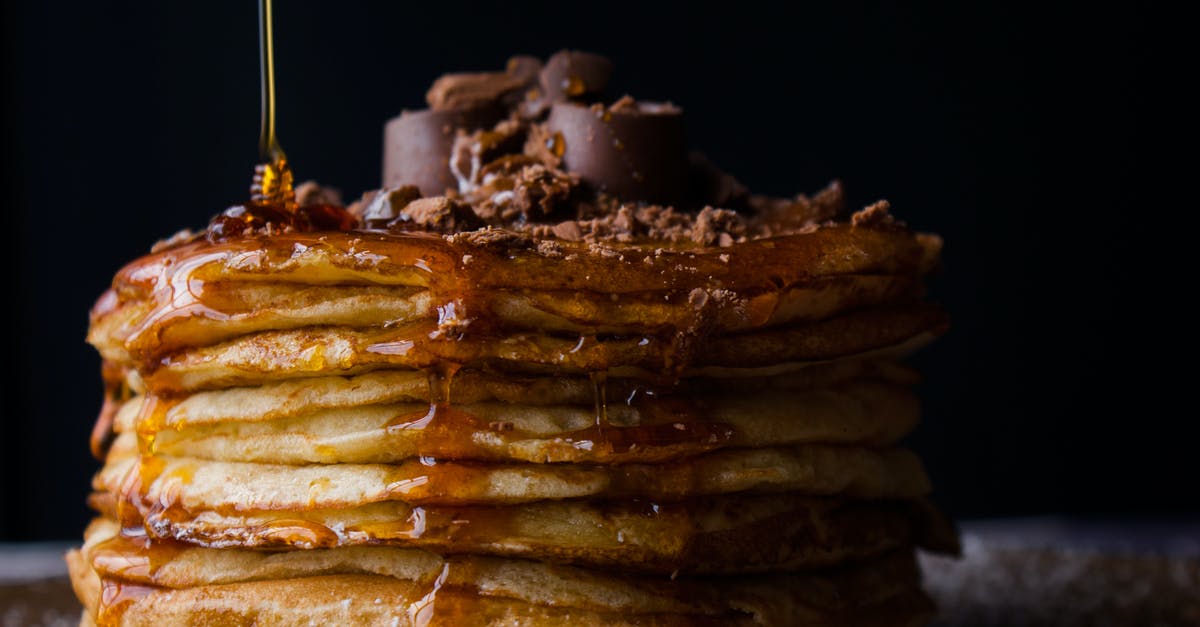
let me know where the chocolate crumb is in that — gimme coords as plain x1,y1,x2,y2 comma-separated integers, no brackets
346,190,378,220
851,200,906,230
609,94,638,112
552,221,583,241
536,240,564,257
692,206,746,246
396,196,483,232
294,181,344,207
363,186,422,227
446,227,533,250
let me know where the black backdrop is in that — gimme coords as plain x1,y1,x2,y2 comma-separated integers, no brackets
1,2,1181,540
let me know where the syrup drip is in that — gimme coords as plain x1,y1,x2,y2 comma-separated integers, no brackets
407,563,450,626
589,369,609,430
249,0,294,209
96,579,159,627
91,532,187,583
90,361,131,460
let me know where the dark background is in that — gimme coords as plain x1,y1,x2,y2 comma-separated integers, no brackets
1,2,1180,540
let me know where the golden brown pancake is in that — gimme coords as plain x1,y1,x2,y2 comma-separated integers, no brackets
111,376,920,464
98,436,930,508
71,518,933,626
89,492,926,574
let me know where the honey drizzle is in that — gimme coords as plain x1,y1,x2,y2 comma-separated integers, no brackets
589,369,609,434
250,0,294,208
407,562,450,626
90,361,131,460
96,579,159,627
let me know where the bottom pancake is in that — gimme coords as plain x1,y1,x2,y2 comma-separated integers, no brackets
92,492,929,574
69,519,932,626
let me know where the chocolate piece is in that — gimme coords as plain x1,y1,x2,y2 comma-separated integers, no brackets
294,181,344,207
392,196,483,232
450,118,526,192
362,185,422,228
466,159,578,223
691,206,745,246
851,200,906,231
426,72,527,111
383,108,503,196
546,101,687,204
539,50,614,102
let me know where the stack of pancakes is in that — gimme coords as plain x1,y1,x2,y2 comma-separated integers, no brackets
69,51,955,626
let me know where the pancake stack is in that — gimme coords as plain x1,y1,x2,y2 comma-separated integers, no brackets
69,51,956,626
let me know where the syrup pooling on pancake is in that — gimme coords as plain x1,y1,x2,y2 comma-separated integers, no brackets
72,48,954,626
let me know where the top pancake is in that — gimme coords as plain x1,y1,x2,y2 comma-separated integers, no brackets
89,224,943,391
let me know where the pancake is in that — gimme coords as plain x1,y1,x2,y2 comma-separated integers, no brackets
71,518,933,626
113,378,919,464
90,226,940,362
113,360,917,426
90,490,926,574
98,434,930,508
95,274,922,362
132,305,946,393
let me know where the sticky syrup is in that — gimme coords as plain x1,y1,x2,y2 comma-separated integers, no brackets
96,579,159,627
249,0,294,209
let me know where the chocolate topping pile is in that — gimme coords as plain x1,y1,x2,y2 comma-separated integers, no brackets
203,50,896,247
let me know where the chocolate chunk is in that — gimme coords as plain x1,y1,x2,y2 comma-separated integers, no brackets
546,101,687,205
450,118,526,192
851,200,906,231
511,164,575,219
362,185,422,227
383,108,503,196
426,72,527,111
392,196,483,232
446,227,533,250
552,220,583,241
691,206,746,246
294,181,344,207
523,123,564,168
467,161,577,223
539,50,614,102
